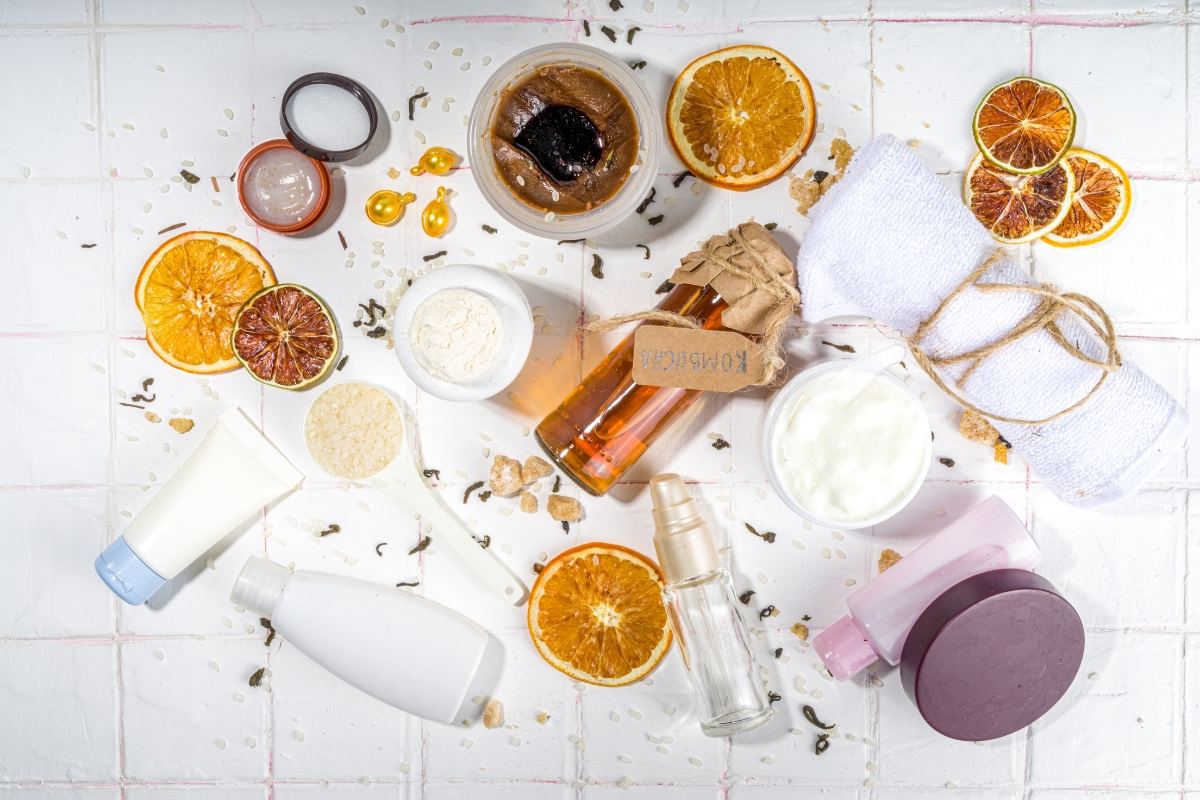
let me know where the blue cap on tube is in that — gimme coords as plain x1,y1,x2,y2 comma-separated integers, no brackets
95,537,167,605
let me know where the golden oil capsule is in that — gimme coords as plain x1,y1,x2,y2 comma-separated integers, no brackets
365,190,415,225
421,186,452,237
410,146,456,176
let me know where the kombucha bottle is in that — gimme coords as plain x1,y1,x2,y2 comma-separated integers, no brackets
535,283,730,495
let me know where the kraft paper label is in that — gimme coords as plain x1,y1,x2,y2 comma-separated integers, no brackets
632,327,768,392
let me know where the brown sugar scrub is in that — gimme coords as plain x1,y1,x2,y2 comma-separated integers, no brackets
490,65,639,215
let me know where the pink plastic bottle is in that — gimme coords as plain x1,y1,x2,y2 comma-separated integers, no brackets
815,496,1041,681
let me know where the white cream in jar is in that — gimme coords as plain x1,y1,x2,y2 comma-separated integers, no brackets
771,371,929,524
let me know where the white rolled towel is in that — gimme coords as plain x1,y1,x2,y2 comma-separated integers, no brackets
796,134,1188,508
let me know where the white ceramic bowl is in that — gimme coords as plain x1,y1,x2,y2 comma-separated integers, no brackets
467,43,661,239
393,265,533,402
761,359,932,530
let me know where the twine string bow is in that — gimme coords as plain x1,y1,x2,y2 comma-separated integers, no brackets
586,226,801,386
907,249,1122,426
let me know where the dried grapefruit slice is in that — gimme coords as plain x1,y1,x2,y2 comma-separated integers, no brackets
136,231,275,374
528,543,672,686
232,284,339,390
667,45,815,191
973,77,1075,175
964,152,1075,244
1042,149,1131,248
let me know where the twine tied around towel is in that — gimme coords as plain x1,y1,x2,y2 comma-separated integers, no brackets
907,249,1122,426
586,226,800,387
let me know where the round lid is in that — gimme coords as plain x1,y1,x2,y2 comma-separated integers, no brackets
280,72,378,162
900,569,1084,742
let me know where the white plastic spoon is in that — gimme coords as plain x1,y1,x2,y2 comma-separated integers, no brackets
305,381,527,605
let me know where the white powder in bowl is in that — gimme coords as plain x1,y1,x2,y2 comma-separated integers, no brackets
409,288,503,383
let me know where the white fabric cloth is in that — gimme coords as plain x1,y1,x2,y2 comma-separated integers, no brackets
796,134,1188,508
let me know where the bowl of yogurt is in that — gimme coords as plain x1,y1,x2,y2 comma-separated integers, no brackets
763,358,932,529
393,265,533,402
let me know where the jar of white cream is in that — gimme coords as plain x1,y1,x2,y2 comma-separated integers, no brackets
763,359,931,528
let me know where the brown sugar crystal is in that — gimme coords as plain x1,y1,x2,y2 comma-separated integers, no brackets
489,455,524,496
547,494,582,522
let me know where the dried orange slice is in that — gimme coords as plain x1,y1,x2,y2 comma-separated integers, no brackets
527,543,672,687
964,152,1075,244
1042,149,1131,248
973,77,1075,175
232,284,339,390
667,45,815,191
136,231,275,373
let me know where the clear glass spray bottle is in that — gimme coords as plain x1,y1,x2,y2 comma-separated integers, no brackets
650,473,773,737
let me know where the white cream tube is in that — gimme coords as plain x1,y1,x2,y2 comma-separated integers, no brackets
95,407,303,604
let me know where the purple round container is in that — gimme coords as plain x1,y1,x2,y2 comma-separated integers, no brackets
900,569,1084,741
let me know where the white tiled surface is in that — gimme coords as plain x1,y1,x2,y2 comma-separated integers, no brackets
0,1,1196,798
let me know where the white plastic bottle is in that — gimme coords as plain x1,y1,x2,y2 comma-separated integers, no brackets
814,495,1041,680
231,556,489,723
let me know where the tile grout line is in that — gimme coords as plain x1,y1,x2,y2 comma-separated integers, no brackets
1180,490,1190,790
91,0,128,794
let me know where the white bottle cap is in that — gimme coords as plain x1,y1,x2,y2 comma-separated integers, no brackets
230,556,292,617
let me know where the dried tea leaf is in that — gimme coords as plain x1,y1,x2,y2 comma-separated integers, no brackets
636,187,656,214
463,480,485,504
408,91,429,120
803,704,835,730
821,341,855,353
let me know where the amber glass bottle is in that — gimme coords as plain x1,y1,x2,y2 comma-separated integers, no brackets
535,283,730,495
